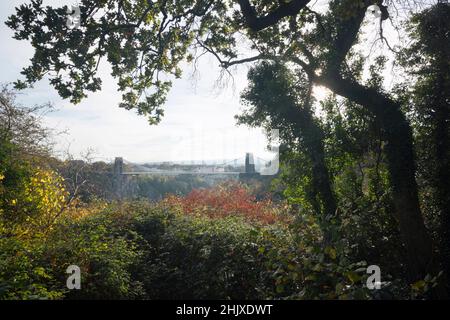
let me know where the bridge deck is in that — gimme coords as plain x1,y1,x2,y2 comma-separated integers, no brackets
122,171,242,175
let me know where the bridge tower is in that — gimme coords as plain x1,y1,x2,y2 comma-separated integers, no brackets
113,157,124,200
240,152,260,182
245,152,256,174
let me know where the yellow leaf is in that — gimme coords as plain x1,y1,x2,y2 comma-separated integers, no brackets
346,271,361,283
411,280,426,291
325,246,337,260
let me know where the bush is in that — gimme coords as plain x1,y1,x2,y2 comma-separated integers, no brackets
1,186,404,299
0,237,63,300
0,165,68,238
2,197,397,300
129,204,292,299
164,182,289,225
42,211,144,299
0,200,296,299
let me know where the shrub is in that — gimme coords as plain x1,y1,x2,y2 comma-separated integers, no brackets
0,237,63,300
1,193,403,300
129,204,293,299
27,200,296,299
41,211,145,299
0,166,68,238
164,182,288,225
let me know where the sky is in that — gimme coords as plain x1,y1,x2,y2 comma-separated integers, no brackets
0,0,410,164
0,0,279,164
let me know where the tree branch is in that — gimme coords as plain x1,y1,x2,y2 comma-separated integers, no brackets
237,0,311,32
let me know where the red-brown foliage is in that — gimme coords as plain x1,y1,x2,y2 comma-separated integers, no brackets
164,182,286,224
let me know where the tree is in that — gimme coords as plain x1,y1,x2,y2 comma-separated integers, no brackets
0,85,53,160
238,61,337,241
0,86,67,237
400,4,450,289
5,0,444,290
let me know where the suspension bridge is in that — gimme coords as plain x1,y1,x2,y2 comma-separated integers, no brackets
114,153,273,176
111,153,277,199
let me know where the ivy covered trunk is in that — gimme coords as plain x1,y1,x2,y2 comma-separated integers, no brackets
435,102,450,292
308,136,338,242
291,102,338,232
381,107,434,281
318,75,443,289
433,73,450,291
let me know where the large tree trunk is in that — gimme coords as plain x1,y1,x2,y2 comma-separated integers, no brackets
303,124,338,243
310,148,337,219
432,72,450,291
285,100,338,233
382,107,436,281
416,3,450,293
435,99,450,290
297,112,337,220
306,133,338,243
318,74,439,283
